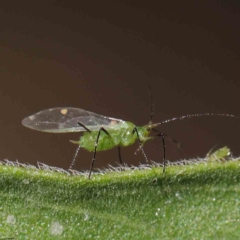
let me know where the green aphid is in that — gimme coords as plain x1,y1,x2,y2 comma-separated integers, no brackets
206,146,231,162
22,106,238,178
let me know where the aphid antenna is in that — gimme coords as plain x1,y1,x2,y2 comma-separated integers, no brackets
133,85,154,157
146,87,180,172
135,86,182,171
147,85,154,125
150,113,239,129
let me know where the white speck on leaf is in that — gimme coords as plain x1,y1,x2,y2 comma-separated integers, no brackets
175,192,182,200
6,215,16,224
155,208,161,216
23,179,29,184
84,214,89,221
49,222,64,235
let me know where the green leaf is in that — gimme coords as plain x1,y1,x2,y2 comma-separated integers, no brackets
1,156,240,239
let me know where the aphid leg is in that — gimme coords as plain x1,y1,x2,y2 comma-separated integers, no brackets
117,146,123,164
68,121,90,170
132,127,148,163
153,132,166,173
69,145,81,170
152,128,181,148
89,127,110,179
78,121,91,132
151,128,183,172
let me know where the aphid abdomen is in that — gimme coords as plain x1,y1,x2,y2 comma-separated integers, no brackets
119,124,137,147
79,130,117,152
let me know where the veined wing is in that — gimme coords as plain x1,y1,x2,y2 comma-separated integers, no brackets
22,107,126,133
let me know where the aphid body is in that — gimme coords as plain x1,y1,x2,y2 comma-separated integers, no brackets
22,107,154,177
74,122,150,152
22,107,238,178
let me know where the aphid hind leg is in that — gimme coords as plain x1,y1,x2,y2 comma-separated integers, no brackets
78,121,91,132
69,122,91,170
89,127,110,179
117,146,123,164
132,127,148,163
69,145,81,170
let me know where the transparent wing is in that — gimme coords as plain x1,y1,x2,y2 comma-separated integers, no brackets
22,107,126,133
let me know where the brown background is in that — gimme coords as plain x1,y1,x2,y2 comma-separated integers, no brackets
0,1,239,171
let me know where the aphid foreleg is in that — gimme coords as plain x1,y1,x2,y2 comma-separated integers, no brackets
89,127,110,179
151,128,182,149
132,127,148,163
151,128,183,173
153,132,166,173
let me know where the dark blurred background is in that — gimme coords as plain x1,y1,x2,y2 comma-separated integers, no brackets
0,1,239,170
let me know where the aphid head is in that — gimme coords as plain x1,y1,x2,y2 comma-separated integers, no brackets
146,123,153,133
